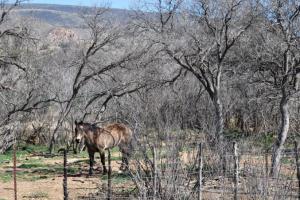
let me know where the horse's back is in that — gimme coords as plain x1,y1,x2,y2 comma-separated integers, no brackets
104,123,132,144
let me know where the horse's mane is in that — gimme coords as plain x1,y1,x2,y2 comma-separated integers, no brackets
77,121,99,132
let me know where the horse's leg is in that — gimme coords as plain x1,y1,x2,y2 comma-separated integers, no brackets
72,139,77,154
99,150,107,174
88,151,95,176
122,152,129,171
79,140,86,153
119,144,130,171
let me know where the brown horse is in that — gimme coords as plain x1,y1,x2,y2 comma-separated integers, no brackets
74,120,132,175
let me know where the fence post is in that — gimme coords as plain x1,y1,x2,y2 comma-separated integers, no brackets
233,142,239,200
63,149,68,200
198,143,203,200
294,141,300,199
152,146,157,200
107,149,112,200
13,142,17,200
264,147,269,199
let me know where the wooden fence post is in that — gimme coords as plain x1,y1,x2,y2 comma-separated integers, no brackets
107,149,112,200
198,143,203,200
63,149,68,200
264,148,269,199
294,141,300,199
233,142,239,200
152,146,157,200
13,142,17,200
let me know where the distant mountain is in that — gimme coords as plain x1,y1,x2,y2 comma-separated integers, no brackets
13,3,133,27
20,3,93,14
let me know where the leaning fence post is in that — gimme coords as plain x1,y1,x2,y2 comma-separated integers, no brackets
294,141,300,199
198,143,203,200
107,149,112,200
233,142,239,200
13,142,17,200
63,149,68,200
152,146,157,200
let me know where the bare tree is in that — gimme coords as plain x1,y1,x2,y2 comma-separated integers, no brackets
136,0,257,143
0,0,55,152
47,7,152,153
249,0,300,177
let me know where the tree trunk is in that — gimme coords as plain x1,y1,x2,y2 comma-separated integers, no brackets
49,119,63,154
212,92,226,174
213,93,224,143
270,90,289,177
48,101,73,154
49,111,68,154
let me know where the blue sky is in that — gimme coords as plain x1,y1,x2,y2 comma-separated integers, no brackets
25,0,132,9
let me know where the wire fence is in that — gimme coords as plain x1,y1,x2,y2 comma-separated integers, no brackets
59,141,300,200
8,140,300,200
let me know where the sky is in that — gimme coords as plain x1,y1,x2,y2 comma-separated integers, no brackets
25,0,133,9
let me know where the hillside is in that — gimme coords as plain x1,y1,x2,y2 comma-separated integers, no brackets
13,3,132,27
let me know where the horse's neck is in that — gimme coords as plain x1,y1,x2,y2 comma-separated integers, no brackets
83,131,95,145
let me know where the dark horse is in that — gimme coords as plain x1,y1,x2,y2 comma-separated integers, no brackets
74,120,132,175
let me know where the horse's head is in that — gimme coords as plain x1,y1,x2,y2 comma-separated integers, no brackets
74,120,85,143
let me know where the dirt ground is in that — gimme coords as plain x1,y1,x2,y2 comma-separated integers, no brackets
1,176,99,200
0,152,129,200
1,148,298,200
